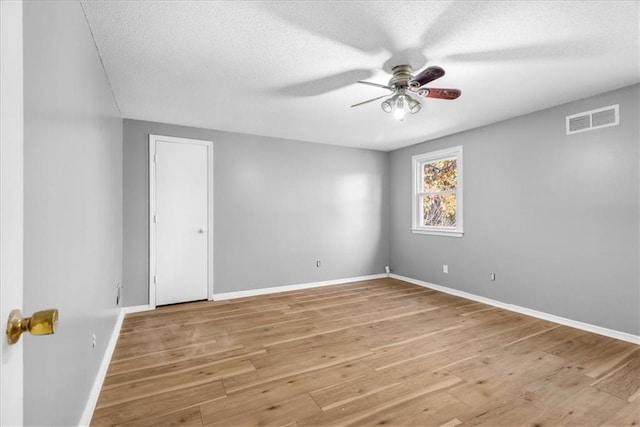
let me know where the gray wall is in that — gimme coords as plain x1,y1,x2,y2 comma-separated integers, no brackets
23,2,123,425
390,84,640,335
123,120,389,306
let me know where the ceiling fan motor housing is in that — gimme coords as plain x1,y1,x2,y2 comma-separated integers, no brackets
389,65,413,88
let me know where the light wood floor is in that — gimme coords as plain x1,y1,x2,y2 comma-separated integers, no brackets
91,278,639,426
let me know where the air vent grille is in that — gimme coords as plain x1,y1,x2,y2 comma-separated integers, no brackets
569,115,590,132
566,104,619,135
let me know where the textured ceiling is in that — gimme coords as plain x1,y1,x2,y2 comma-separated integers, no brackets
81,1,639,151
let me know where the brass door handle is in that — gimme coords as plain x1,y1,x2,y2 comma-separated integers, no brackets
6,309,58,345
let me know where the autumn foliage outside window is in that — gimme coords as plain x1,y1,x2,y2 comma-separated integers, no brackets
412,146,463,236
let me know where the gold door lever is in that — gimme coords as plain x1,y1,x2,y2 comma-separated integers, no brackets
6,309,58,345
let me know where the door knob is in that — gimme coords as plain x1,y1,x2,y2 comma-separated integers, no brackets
198,229,207,234
6,308,58,345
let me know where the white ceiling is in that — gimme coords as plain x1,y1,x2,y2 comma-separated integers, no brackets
81,1,639,151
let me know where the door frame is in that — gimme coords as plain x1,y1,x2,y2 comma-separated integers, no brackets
1,0,24,424
149,134,214,308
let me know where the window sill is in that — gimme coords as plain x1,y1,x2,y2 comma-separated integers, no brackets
411,228,464,238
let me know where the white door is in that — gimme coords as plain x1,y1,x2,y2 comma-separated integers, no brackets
1,1,24,424
150,135,213,307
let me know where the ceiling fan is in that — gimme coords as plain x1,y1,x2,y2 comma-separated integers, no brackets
351,65,461,121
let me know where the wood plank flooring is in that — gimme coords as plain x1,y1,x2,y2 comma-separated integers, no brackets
91,278,639,426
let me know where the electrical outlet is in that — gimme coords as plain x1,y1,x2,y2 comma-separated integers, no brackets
490,273,496,281
443,264,448,274
385,265,390,274
316,260,321,267
91,333,96,349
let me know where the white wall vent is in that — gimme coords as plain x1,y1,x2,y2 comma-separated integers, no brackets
566,104,619,135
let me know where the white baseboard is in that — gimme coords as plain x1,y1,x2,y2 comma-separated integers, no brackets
123,304,154,314
79,308,125,426
390,273,640,345
213,274,387,301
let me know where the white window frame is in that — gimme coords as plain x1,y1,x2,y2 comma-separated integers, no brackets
411,145,463,237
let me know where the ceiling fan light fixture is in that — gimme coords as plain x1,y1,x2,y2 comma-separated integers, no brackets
393,95,406,121
381,91,423,120
407,96,422,114
381,98,394,113
381,92,400,113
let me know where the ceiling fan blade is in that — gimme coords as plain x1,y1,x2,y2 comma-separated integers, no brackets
417,88,461,100
357,81,392,91
409,66,445,89
350,94,389,108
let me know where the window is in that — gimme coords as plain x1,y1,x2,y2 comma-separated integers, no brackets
412,146,463,237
